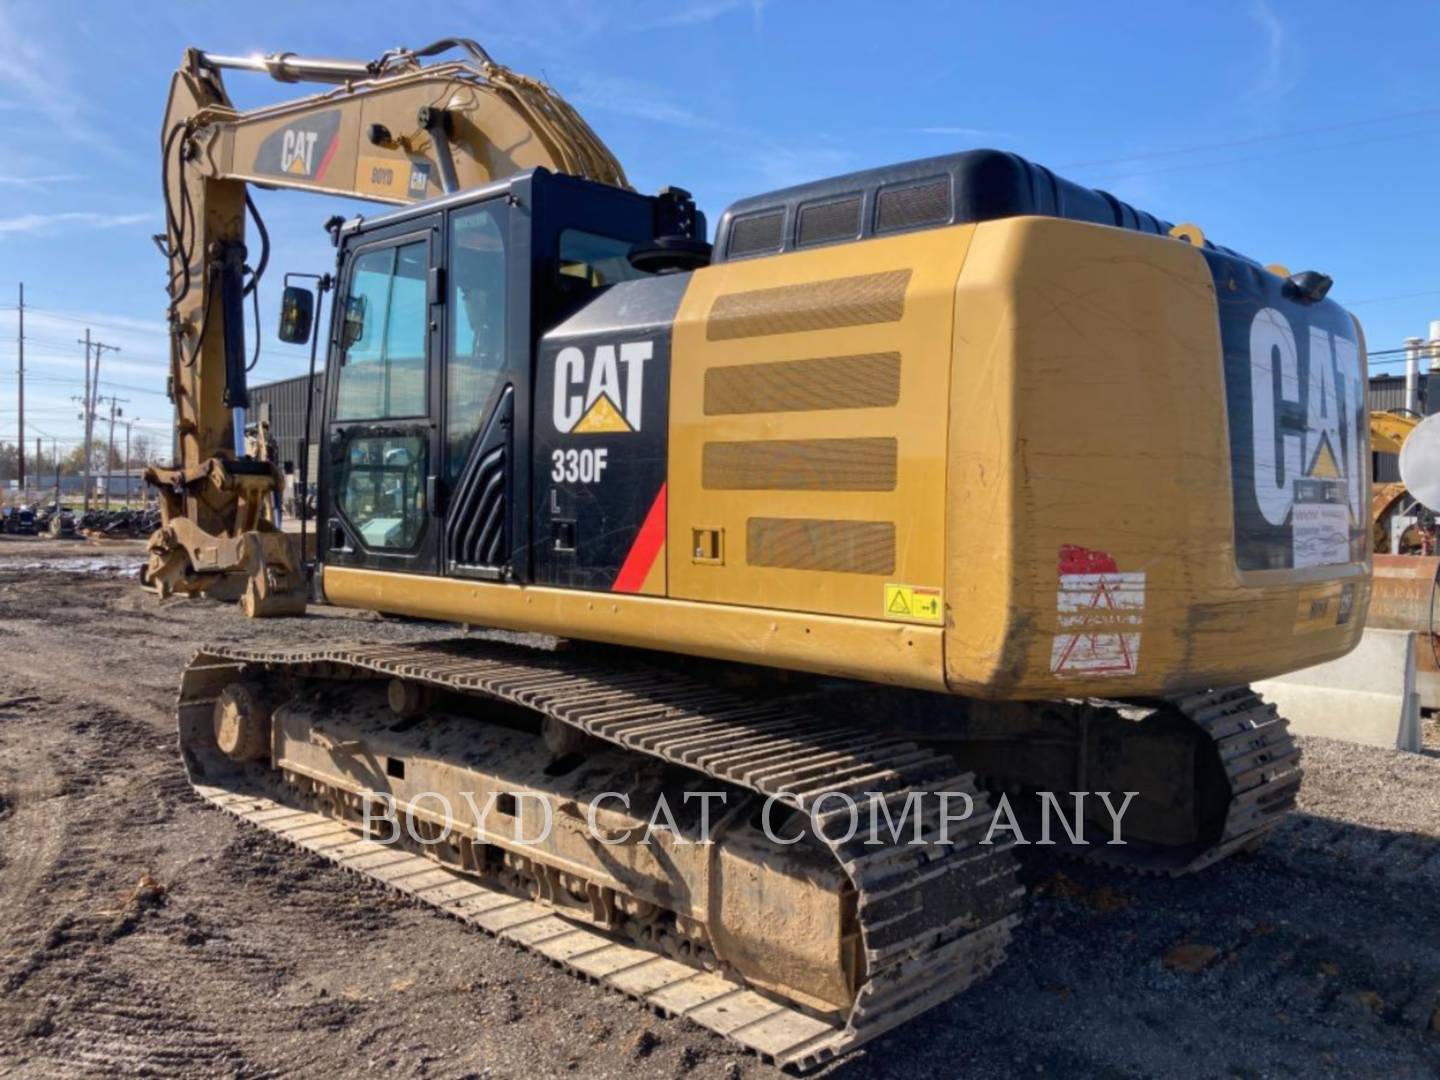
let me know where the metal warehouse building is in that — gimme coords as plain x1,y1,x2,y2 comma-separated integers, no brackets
1369,372,1435,483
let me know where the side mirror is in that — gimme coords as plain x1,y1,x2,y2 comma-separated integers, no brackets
342,294,368,349
278,285,315,344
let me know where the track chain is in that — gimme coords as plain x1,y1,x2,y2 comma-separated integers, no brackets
1067,685,1303,876
1160,684,1303,873
179,639,1023,1071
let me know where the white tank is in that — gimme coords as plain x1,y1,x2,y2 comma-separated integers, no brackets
1399,412,1440,511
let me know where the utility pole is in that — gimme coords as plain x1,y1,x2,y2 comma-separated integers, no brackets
79,331,91,512
112,417,144,504
96,395,128,509
16,284,24,489
76,331,120,513
52,437,59,510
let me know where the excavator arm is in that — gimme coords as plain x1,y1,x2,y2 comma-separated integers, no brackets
1370,408,1420,456
144,38,629,614
1369,407,1440,554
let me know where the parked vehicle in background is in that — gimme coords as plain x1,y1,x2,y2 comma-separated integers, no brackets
4,506,37,535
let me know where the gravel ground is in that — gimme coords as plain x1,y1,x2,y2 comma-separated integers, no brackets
0,534,1437,1078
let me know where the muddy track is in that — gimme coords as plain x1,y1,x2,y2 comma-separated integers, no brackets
0,693,71,970
0,544,1438,1078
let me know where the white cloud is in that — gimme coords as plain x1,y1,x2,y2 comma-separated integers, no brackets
27,308,168,340
635,0,767,30
0,306,170,371
569,74,722,130
0,7,80,123
1248,0,1298,97
915,127,1006,140
740,142,859,192
0,172,80,187
0,4,122,157
0,211,154,235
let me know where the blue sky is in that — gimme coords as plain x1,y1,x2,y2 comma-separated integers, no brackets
1,0,1439,451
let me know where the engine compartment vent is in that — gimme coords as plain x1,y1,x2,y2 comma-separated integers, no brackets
728,210,785,257
797,196,862,247
876,178,951,233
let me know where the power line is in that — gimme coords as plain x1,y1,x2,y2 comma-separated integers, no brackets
19,374,168,397
1056,103,1440,170
1347,289,1440,308
0,408,95,416
2,304,315,358
1084,124,1440,183
0,334,90,351
0,342,169,361
14,306,169,337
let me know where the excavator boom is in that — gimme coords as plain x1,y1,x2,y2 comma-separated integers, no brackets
144,39,629,612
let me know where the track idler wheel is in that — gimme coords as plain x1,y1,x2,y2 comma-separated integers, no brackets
388,679,432,719
213,682,273,762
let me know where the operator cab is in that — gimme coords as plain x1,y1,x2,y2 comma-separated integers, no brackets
278,168,706,592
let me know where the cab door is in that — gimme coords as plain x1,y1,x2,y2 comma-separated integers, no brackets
438,197,521,581
322,215,442,575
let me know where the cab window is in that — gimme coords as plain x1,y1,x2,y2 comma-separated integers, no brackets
446,206,508,483
557,229,650,289
335,434,427,551
335,241,428,420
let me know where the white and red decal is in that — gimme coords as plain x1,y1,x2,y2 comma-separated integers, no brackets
1050,545,1144,678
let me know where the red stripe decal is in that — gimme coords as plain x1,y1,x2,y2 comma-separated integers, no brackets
612,484,667,594
1058,544,1117,575
314,133,341,182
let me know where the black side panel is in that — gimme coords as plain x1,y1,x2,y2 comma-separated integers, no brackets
532,273,689,591
1204,252,1368,573
446,386,514,577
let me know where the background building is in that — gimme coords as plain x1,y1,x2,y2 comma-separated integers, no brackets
249,373,326,501
1369,372,1432,483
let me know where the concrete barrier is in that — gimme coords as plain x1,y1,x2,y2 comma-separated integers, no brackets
1254,627,1423,753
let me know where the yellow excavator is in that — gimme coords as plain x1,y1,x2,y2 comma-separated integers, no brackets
1369,408,1440,554
152,39,1371,1069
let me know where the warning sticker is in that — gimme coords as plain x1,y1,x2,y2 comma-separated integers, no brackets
1293,582,1353,634
884,584,943,624
1050,545,1144,678
1291,475,1349,569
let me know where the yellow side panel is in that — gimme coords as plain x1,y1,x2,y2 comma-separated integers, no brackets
668,227,975,621
945,217,1368,699
321,566,947,691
